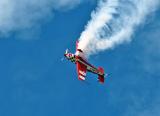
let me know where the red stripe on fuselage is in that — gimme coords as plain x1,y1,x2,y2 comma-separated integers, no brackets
75,56,101,75
76,56,95,68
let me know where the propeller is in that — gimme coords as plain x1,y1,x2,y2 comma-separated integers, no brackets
61,49,69,62
65,49,69,54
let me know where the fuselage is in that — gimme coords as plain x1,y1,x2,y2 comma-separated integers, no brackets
64,52,104,76
64,41,105,83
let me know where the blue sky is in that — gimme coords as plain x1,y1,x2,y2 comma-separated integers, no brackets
0,1,160,116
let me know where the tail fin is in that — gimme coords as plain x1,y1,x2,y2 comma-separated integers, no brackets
98,67,105,84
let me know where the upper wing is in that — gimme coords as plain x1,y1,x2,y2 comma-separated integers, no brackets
76,61,87,81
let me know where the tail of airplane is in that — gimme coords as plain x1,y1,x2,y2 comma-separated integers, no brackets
98,67,105,83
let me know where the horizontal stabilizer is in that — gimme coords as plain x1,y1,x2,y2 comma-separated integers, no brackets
98,67,104,74
98,75,104,83
98,67,105,83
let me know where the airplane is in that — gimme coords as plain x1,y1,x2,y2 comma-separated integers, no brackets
64,41,106,84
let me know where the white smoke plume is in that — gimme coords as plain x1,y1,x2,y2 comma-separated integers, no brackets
78,0,160,57
0,0,84,37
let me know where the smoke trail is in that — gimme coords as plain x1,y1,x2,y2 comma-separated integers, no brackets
78,0,160,57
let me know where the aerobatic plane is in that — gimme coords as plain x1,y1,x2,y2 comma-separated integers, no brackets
64,41,106,84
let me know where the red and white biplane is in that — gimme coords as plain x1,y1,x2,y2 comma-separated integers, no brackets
64,41,106,84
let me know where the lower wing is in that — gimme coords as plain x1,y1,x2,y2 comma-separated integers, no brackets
76,62,87,81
